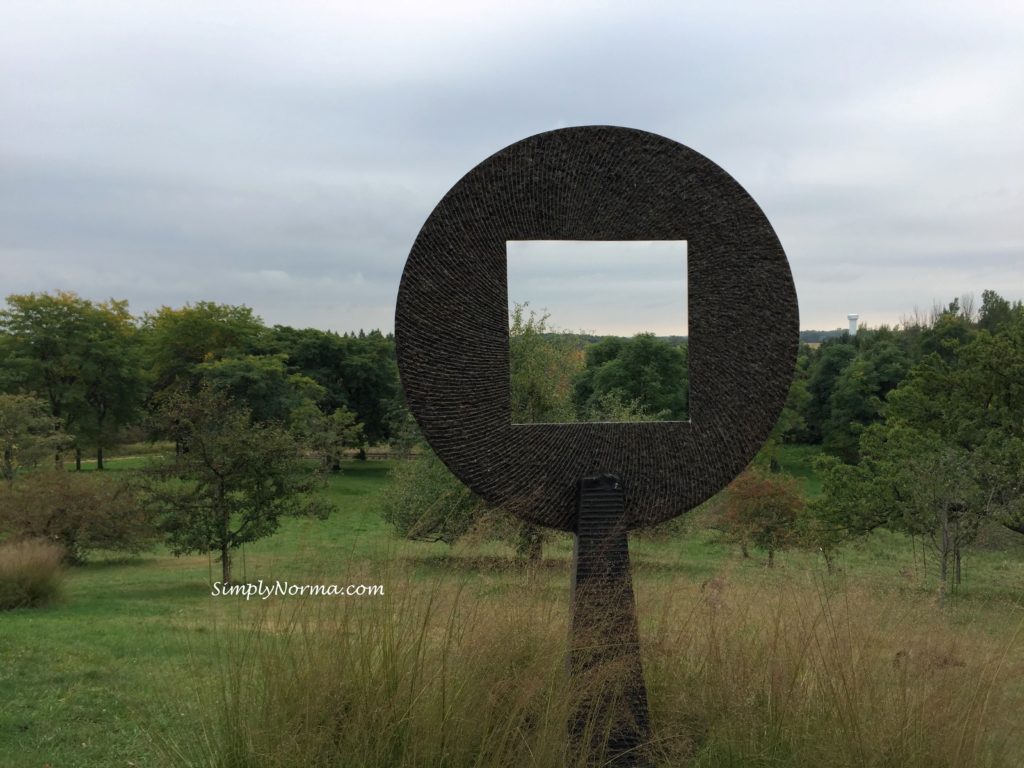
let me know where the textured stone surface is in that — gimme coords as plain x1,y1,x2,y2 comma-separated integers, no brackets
395,125,799,531
569,474,650,765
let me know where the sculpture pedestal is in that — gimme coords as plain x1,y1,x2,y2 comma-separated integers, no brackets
568,474,651,767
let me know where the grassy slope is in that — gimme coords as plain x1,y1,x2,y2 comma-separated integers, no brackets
1,450,1022,767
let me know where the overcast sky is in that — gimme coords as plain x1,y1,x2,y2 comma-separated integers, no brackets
2,1,1022,335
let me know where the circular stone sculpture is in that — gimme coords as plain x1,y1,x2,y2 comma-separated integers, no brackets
395,126,798,532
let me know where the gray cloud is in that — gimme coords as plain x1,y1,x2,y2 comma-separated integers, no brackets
2,1,1022,333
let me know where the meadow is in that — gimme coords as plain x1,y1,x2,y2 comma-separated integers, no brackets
1,450,1023,767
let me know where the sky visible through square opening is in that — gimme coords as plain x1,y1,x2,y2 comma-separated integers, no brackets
506,240,689,424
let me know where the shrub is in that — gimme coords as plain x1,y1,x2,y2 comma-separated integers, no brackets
0,470,156,562
0,539,63,609
719,467,805,565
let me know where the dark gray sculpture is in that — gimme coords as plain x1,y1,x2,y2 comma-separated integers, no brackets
395,126,799,765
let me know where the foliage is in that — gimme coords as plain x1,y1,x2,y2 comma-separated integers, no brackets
719,467,805,565
265,325,401,443
0,470,156,563
572,332,687,420
0,292,146,465
142,301,266,393
379,449,484,544
0,393,65,486
291,401,364,471
0,539,64,610
197,353,324,424
815,423,985,597
143,386,333,583
822,332,909,461
508,304,582,423
803,339,856,443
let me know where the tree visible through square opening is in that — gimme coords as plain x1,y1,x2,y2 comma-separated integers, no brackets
506,240,689,425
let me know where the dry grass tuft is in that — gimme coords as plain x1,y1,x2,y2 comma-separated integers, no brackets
0,538,64,610
162,569,1023,768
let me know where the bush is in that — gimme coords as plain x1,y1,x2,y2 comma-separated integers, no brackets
0,539,63,609
0,470,156,562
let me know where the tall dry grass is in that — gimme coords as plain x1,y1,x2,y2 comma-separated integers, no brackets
162,569,1023,768
0,538,64,610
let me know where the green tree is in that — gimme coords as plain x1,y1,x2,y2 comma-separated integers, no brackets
822,335,909,462
572,333,687,420
197,354,324,424
143,386,332,585
0,394,65,487
379,449,483,544
0,292,145,469
72,299,146,469
509,304,582,423
291,401,364,471
977,289,1016,334
142,302,266,394
815,424,981,599
0,292,92,456
264,326,400,444
886,302,1024,538
801,339,856,443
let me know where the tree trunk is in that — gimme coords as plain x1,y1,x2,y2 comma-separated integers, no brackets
75,447,82,471
220,542,232,586
937,551,948,605
96,445,104,470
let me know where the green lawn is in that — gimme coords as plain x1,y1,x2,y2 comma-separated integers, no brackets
1,451,1023,767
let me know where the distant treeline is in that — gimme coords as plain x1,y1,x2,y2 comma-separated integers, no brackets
0,294,402,466
1,289,1021,472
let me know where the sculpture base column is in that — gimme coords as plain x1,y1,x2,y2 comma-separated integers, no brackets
568,474,651,767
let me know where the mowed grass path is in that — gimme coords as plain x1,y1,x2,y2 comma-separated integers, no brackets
1,451,1023,767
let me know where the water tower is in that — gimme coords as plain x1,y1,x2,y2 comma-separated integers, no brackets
848,313,859,336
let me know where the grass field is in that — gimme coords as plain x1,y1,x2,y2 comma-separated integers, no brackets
1,450,1023,767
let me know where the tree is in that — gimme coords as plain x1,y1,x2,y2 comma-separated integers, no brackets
291,401,364,471
380,305,592,561
719,467,805,566
143,386,333,585
822,335,909,462
886,302,1024,538
72,299,146,469
0,394,65,487
801,339,856,443
379,449,484,544
0,292,146,469
0,292,92,459
197,354,324,424
977,289,1016,334
509,304,582,423
572,333,687,420
264,326,401,444
142,302,266,394
815,423,982,600
0,470,156,563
